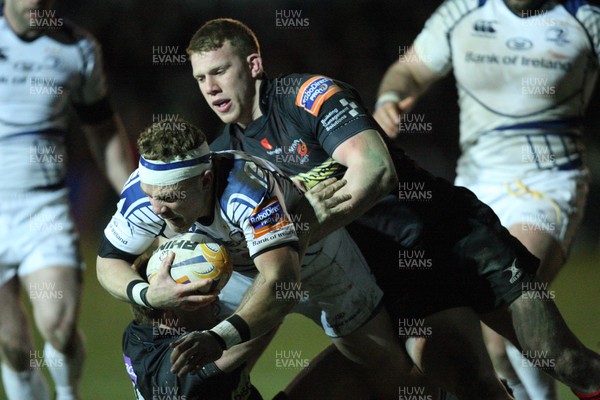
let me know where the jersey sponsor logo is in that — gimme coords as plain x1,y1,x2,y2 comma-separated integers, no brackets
108,220,130,245
473,19,497,33
506,37,533,50
320,98,360,132
248,197,290,238
295,76,342,116
122,354,138,383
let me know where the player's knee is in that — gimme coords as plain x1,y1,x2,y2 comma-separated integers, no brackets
0,341,31,371
553,346,591,382
36,312,77,353
486,335,508,362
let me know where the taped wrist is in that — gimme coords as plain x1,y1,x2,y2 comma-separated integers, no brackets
375,91,403,110
126,279,154,309
207,314,251,350
198,362,223,380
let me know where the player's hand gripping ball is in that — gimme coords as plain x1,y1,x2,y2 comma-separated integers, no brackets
146,233,233,293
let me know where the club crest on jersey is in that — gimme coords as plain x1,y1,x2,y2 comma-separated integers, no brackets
248,198,289,238
261,137,273,150
295,76,341,116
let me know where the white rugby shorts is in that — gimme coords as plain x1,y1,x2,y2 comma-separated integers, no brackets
0,188,83,286
455,168,589,256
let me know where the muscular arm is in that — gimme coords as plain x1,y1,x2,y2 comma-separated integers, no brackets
83,114,134,193
235,246,300,338
214,324,276,373
170,246,301,376
308,129,397,242
375,45,446,138
96,254,217,310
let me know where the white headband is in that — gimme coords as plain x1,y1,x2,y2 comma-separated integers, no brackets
138,142,211,186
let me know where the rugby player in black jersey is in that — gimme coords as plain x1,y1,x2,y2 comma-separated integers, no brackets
183,18,600,400
122,256,267,400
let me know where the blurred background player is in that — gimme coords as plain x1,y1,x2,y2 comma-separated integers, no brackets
374,0,599,398
0,0,133,399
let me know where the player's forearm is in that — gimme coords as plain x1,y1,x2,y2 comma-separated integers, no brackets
235,275,298,339
215,328,276,373
326,160,395,233
84,115,134,193
313,140,397,241
377,46,438,102
209,249,300,349
104,115,134,192
378,61,423,100
96,255,140,303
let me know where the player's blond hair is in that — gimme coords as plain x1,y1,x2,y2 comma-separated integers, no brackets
137,119,207,162
187,18,260,59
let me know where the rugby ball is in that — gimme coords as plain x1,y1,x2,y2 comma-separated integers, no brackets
146,232,233,292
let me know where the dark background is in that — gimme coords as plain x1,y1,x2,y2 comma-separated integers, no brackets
2,2,599,399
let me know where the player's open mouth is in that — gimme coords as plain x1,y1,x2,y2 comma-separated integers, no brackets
213,99,232,113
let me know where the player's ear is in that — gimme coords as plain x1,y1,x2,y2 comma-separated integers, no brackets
199,169,213,190
247,53,263,78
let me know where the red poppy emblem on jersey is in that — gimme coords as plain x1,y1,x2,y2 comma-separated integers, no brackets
260,138,273,150
297,141,308,156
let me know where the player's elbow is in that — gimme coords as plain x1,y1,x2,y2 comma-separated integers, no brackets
95,256,110,289
373,157,398,197
382,161,398,195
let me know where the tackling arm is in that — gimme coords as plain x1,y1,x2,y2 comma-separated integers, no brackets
307,128,397,242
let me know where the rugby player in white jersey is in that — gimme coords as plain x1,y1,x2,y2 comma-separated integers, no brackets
0,0,133,399
374,0,599,398
98,120,430,399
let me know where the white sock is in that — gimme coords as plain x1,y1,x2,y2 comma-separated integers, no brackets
506,341,557,400
44,342,81,400
507,378,532,400
1,362,50,400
